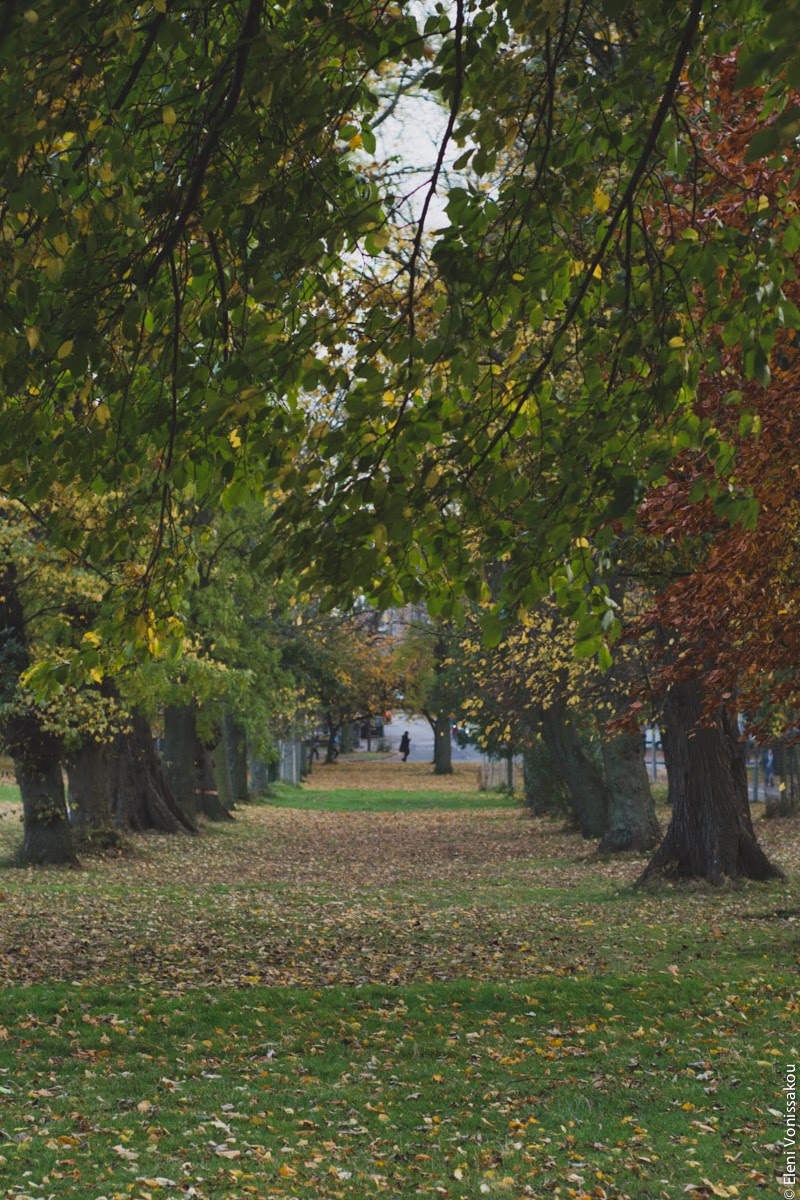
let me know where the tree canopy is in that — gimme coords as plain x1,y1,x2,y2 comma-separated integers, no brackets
0,2,799,661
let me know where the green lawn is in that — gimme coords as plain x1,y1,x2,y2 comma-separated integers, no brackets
265,783,518,811
0,779,797,1200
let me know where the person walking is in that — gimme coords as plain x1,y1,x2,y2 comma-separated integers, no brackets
399,730,411,762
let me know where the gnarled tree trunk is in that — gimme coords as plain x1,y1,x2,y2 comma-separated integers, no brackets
640,680,782,883
67,739,120,847
113,712,195,834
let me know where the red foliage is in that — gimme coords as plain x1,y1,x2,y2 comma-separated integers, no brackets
636,57,800,724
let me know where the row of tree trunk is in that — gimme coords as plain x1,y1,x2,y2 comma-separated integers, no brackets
16,702,258,866
523,680,784,883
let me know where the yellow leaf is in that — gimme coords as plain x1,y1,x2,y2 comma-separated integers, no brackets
25,327,40,350
53,232,69,256
757,194,770,212
349,132,363,150
504,120,519,148
593,187,611,212
57,339,73,360
229,428,242,449
93,402,111,425
668,336,685,348
163,105,177,128
98,162,114,183
89,667,103,684
424,467,440,489
591,263,602,280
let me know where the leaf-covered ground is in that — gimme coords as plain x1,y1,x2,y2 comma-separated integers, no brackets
0,757,798,1200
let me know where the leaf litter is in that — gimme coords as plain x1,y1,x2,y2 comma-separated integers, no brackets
0,755,797,1200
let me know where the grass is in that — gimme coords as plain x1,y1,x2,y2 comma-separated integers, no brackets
0,760,798,1200
266,782,518,811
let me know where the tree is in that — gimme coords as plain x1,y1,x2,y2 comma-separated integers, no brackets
0,1,425,651
280,607,399,764
279,4,800,649
394,617,461,775
616,56,800,882
454,602,659,851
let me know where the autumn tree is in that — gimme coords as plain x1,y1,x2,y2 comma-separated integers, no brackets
279,606,399,765
454,600,659,852
622,57,800,882
280,6,797,618
394,616,462,775
0,1,428,659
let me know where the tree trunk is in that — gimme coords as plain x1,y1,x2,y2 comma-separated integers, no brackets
196,739,232,820
15,735,77,866
213,720,233,811
764,744,799,817
660,724,674,807
640,679,783,883
250,755,272,796
163,704,232,822
162,704,199,819
433,715,453,775
521,736,568,815
66,739,120,847
325,716,339,763
223,714,249,801
599,730,660,852
540,702,608,839
0,561,77,866
113,712,195,834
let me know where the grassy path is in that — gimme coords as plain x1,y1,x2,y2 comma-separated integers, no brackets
0,758,797,1199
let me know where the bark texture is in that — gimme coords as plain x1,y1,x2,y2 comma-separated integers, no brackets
521,736,568,815
0,561,77,865
222,711,249,802
433,715,453,775
640,680,783,883
540,702,609,838
15,742,77,865
249,755,272,795
67,739,120,846
113,712,195,834
599,731,661,852
163,704,232,821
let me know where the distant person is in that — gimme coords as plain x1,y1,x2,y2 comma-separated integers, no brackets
399,730,411,762
762,747,774,787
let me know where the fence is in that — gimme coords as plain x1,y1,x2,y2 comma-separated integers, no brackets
478,755,524,792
